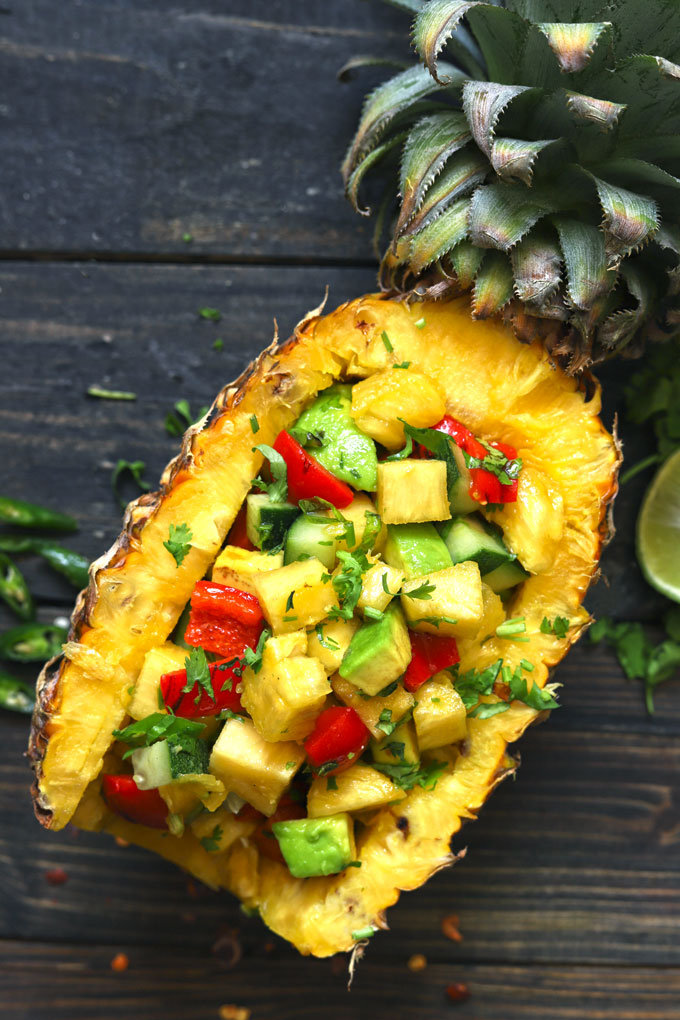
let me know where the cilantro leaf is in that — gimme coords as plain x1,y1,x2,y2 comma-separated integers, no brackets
508,672,560,710
252,444,288,503
200,825,223,853
165,399,209,437
385,435,413,461
469,701,511,719
111,459,151,509
250,415,259,434
453,660,503,711
181,647,214,703
381,330,393,352
242,629,270,674
590,617,680,714
298,498,356,548
373,758,447,791
402,421,460,492
314,624,339,651
376,708,394,735
163,523,193,566
198,307,221,322
113,713,205,757
540,616,570,638
402,581,436,601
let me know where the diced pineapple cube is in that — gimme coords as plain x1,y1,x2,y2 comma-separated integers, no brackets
212,545,284,593
475,582,506,640
159,773,227,831
492,465,564,574
350,369,446,450
263,630,308,661
357,557,404,616
401,561,484,638
371,719,420,765
307,762,406,818
242,643,331,742
413,675,467,751
376,460,451,524
191,805,258,853
306,617,359,673
129,642,187,721
251,557,338,634
331,675,414,739
335,493,387,554
209,718,305,816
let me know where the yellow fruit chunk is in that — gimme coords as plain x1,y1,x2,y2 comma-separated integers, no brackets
371,718,419,765
242,636,331,741
209,717,305,816
377,460,450,524
332,675,414,739
401,562,484,638
307,762,406,817
413,675,468,751
357,557,404,616
306,617,359,673
252,557,338,634
350,369,445,450
335,493,386,554
129,642,187,721
190,805,258,853
160,773,227,830
493,466,563,574
212,545,284,593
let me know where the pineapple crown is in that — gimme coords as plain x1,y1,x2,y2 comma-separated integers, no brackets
342,0,680,368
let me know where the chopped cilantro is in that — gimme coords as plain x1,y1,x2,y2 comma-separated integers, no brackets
252,444,288,503
250,415,260,434
393,361,411,369
285,761,297,770
181,647,214,703
507,671,560,711
113,713,205,757
182,232,193,243
111,458,151,509
364,607,384,621
314,624,339,651
469,701,511,719
157,686,166,711
415,317,426,329
198,307,221,322
373,758,447,791
381,573,397,596
242,629,270,674
326,775,338,791
403,581,436,601
165,399,209,437
346,860,362,868
453,659,503,711
413,615,458,628
467,439,522,486
590,616,680,714
220,709,246,723
299,498,355,548
376,708,394,736
315,759,339,777
383,740,405,760
385,435,414,461
540,616,570,638
381,330,393,352
163,522,193,567
377,680,398,697
200,825,223,853
282,615,298,623
212,338,224,352
87,386,136,401
430,697,441,704
285,591,295,612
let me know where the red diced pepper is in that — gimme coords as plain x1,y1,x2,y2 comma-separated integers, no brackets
273,430,353,508
304,706,370,774
251,794,306,864
184,580,264,659
469,467,503,505
489,441,519,502
225,504,255,550
160,658,243,718
433,416,487,459
404,631,459,693
490,440,517,460
101,774,168,829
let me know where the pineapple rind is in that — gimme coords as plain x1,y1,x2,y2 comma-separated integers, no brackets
31,294,619,957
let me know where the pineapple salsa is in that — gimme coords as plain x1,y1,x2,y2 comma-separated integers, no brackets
104,367,560,879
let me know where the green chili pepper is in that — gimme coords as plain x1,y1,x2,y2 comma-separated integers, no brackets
0,553,34,620
0,537,89,589
0,622,67,662
0,670,35,714
0,496,77,532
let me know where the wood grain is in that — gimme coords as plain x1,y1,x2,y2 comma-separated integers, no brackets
2,942,679,1020
0,0,408,258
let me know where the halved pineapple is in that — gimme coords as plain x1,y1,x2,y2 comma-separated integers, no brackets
29,294,618,958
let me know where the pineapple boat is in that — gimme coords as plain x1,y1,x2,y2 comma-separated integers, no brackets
30,297,618,955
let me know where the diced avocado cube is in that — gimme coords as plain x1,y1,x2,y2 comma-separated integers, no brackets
383,522,452,579
339,604,411,696
377,460,451,524
272,813,356,878
439,514,515,576
291,385,378,491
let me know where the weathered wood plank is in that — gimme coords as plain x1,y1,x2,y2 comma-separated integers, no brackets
1,942,679,1020
3,713,678,963
0,0,408,257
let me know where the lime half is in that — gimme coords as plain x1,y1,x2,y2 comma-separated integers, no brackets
637,448,680,604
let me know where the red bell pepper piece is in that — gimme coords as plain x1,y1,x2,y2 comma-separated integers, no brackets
489,441,519,502
404,632,460,693
435,418,519,505
184,580,264,659
225,504,255,550
101,774,168,829
469,466,503,505
273,430,353,508
433,416,487,459
304,706,370,774
160,658,243,718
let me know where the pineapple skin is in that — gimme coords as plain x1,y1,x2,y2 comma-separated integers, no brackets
29,294,619,957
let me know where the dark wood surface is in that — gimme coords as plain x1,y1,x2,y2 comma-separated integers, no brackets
0,3,678,1018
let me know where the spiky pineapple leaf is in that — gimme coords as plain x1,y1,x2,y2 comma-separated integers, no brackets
396,112,471,232
465,4,528,83
590,176,659,260
408,197,470,273
342,64,465,181
553,217,613,309
462,81,536,157
337,55,410,83
468,182,554,250
490,137,556,184
450,240,484,289
536,22,611,74
472,251,514,317
565,91,626,131
346,131,408,215
401,148,488,237
413,0,486,84
511,232,562,304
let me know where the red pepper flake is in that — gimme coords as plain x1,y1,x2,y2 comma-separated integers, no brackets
446,982,470,1003
441,914,463,942
407,953,428,972
115,836,130,848
110,953,129,973
44,867,68,886
218,1007,251,1020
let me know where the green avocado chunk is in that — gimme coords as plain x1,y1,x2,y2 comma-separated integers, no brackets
339,604,412,696
291,384,378,491
383,522,452,579
272,813,355,878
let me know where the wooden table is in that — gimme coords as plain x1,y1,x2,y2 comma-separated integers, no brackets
1,3,678,1017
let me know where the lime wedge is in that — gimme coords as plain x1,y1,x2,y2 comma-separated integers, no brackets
636,448,680,604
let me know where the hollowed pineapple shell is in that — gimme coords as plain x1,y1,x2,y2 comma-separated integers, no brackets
29,294,619,957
